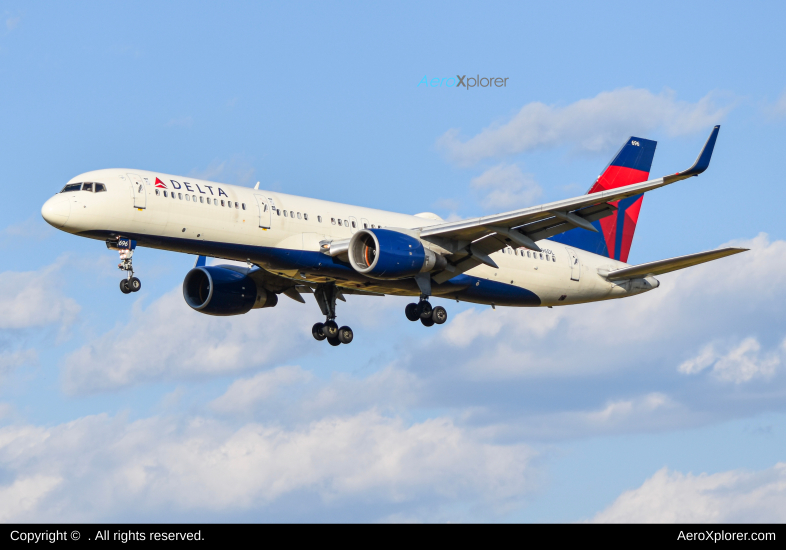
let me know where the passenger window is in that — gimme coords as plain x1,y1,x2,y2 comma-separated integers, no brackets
363,223,368,228
206,197,211,204
242,203,246,210
163,190,168,198
178,193,183,199
344,220,348,227
539,253,543,260
297,212,302,219
155,189,160,196
304,213,308,221
277,209,281,215
331,218,336,225
186,195,190,201
552,256,556,262
527,251,531,258
351,221,356,228
235,202,239,209
290,210,294,217
284,210,288,217
172,193,176,199
95,183,106,192
318,215,322,223
82,182,93,192
337,219,342,226
200,196,204,203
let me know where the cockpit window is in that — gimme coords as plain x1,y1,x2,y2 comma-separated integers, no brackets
61,183,82,193
95,184,106,192
82,182,93,192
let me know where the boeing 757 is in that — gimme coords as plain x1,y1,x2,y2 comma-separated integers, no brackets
41,125,744,346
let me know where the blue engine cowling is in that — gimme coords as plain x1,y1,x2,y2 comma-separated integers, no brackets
182,266,277,316
348,228,444,279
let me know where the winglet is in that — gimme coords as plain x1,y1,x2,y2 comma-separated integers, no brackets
668,125,720,181
194,255,207,268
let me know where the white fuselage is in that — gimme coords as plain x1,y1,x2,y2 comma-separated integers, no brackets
41,169,658,307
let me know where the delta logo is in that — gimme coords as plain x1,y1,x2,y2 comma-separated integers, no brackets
154,178,167,189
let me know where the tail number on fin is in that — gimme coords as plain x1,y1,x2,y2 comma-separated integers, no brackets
631,140,640,146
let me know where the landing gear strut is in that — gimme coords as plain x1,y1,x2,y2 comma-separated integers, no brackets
116,239,141,294
312,282,353,345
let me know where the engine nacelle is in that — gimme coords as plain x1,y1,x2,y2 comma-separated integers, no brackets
348,228,446,279
183,266,277,316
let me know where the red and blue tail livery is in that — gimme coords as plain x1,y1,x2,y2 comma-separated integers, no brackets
551,136,657,262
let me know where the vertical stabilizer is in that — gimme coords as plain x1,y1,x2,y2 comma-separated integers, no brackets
551,137,656,261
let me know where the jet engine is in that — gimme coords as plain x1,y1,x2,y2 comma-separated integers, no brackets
348,228,446,279
183,266,277,316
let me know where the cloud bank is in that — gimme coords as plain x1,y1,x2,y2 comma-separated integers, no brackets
438,87,732,166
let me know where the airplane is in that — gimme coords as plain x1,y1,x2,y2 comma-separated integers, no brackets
41,125,745,346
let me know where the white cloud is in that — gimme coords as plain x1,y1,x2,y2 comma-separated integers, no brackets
0,410,535,521
61,288,312,395
0,475,62,522
0,264,80,330
592,463,786,523
210,366,312,414
471,392,691,442
0,349,37,378
470,164,542,210
422,234,779,382
679,337,781,383
437,87,732,166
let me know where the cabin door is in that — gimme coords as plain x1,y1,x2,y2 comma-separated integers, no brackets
127,173,146,209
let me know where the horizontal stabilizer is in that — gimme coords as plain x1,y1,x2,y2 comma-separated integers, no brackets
605,247,747,281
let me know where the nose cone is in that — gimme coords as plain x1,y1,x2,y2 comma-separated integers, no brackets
41,195,71,227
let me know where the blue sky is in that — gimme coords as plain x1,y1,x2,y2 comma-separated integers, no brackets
1,1,786,522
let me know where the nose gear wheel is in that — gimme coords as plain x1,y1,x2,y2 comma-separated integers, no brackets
116,240,142,293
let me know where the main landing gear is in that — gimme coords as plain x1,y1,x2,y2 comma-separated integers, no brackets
312,282,353,346
117,241,141,294
405,298,447,327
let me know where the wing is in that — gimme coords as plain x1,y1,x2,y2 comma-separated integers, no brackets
417,126,721,282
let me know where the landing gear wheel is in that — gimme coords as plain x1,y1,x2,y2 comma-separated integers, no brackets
120,279,131,294
312,323,327,341
432,306,447,325
417,300,433,319
405,303,419,321
322,320,339,339
327,336,341,346
420,316,435,327
338,326,354,344
129,277,141,292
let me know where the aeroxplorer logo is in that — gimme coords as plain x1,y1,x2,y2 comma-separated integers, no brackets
418,75,509,89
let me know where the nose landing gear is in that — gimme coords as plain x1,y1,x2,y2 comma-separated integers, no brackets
114,238,141,294
312,283,353,346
